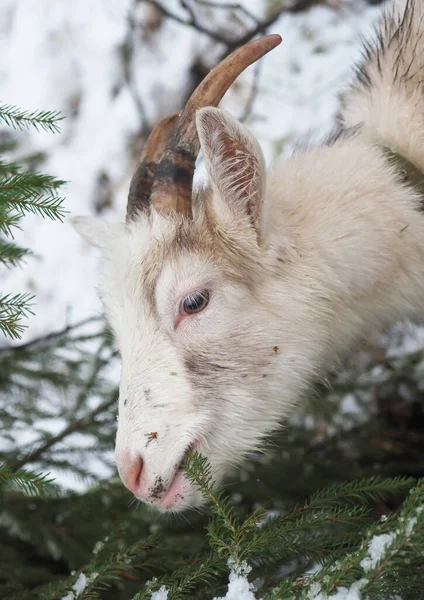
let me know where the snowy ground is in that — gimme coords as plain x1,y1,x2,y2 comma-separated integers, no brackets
0,0,386,343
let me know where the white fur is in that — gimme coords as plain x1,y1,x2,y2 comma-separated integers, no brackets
74,0,424,511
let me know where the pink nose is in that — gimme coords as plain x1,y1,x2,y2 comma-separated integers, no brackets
117,451,144,496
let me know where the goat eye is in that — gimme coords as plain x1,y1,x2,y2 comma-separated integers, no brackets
180,291,209,315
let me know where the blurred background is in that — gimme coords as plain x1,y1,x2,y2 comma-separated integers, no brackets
1,0,385,340
2,1,424,599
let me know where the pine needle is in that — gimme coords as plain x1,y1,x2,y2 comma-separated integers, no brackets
0,103,63,133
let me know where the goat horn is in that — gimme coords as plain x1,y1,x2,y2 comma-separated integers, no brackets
149,33,282,216
126,113,178,221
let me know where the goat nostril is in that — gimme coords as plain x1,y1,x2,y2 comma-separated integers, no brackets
124,455,144,495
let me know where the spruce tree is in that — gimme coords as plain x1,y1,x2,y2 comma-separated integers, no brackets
0,103,65,339
2,315,424,599
1,95,424,600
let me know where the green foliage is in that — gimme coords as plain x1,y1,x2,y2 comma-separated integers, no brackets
1,318,424,599
0,463,56,497
0,104,65,339
0,293,34,339
0,168,66,220
0,104,63,133
0,105,422,599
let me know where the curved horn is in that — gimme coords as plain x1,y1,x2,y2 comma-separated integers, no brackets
150,33,282,216
126,113,178,221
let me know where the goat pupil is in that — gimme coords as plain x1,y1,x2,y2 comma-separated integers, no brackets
183,291,209,314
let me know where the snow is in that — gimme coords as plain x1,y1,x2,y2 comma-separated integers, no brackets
0,0,382,345
308,580,367,600
4,0,419,510
307,512,422,599
213,560,257,600
213,572,257,600
360,513,421,572
308,583,323,598
61,572,97,600
151,585,169,600
92,536,108,555
339,394,362,416
360,533,395,571
0,0,389,490
306,579,403,600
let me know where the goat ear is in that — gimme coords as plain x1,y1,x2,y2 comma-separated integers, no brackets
71,216,122,249
196,107,266,234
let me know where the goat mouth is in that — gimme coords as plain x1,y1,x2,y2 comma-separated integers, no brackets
178,440,198,471
157,441,198,510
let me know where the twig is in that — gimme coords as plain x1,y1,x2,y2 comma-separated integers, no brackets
10,390,117,471
144,0,287,53
143,0,235,44
10,345,118,471
0,315,104,356
180,0,197,24
192,0,259,24
225,8,286,52
239,59,263,122
123,0,150,134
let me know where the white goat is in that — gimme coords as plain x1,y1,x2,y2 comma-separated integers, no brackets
73,0,424,512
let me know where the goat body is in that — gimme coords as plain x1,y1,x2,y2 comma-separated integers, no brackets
73,0,424,511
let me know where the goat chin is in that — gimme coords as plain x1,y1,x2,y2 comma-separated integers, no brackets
73,0,424,511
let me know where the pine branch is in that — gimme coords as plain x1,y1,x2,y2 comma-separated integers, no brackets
269,481,424,599
0,170,67,221
0,169,64,195
7,192,67,221
0,207,21,237
0,103,63,133
304,476,416,510
38,535,160,600
9,360,118,471
0,293,34,339
0,314,104,355
133,554,223,600
183,452,241,559
0,463,57,497
0,239,30,267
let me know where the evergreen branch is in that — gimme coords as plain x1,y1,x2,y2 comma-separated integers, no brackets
0,239,30,267
0,103,63,133
0,293,34,340
0,208,21,237
9,379,117,471
183,452,241,558
0,170,67,221
0,159,21,174
274,482,424,600
41,536,159,600
6,192,67,221
0,463,57,497
359,481,424,597
0,314,104,355
243,506,370,565
0,292,34,316
133,554,223,600
304,476,416,510
0,170,64,194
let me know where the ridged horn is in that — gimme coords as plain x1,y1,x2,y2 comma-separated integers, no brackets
149,33,282,216
126,113,178,221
